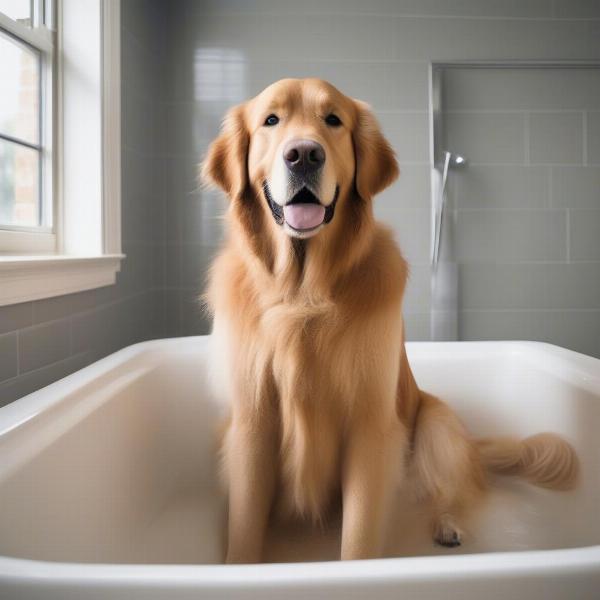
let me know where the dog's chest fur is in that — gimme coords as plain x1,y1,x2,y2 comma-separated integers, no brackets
265,303,348,522
209,231,407,525
212,292,352,523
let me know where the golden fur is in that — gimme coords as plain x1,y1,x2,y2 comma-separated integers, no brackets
201,78,578,563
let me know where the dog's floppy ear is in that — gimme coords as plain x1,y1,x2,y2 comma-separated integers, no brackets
352,100,399,200
201,103,248,199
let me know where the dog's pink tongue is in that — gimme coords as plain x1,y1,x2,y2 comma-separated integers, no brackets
283,204,325,230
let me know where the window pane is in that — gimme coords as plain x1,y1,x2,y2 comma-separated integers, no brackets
42,0,52,28
0,139,40,228
0,31,39,145
0,0,32,26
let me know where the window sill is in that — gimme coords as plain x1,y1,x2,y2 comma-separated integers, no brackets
0,254,125,307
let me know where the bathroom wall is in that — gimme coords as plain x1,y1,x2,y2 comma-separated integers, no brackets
0,0,168,407
162,0,600,352
444,67,600,357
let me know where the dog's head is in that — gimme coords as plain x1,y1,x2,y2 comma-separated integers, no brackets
202,78,398,242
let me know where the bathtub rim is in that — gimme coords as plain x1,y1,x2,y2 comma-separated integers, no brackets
0,545,599,589
0,336,599,584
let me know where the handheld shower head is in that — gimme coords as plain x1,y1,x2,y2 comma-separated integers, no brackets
444,150,468,169
432,150,467,266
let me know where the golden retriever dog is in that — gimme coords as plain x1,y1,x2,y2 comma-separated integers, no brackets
201,78,578,564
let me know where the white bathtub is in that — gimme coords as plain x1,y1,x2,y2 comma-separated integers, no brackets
0,336,599,599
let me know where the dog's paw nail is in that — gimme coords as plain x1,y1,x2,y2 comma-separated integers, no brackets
434,530,462,548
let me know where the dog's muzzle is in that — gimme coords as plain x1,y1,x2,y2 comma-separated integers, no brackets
263,182,339,234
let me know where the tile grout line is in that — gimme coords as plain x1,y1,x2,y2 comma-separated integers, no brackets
524,112,530,166
445,109,595,114
460,308,600,313
450,207,567,213
547,166,553,210
69,315,74,357
185,11,597,20
566,209,571,263
582,111,588,166
444,259,600,265
452,162,590,167
16,330,20,376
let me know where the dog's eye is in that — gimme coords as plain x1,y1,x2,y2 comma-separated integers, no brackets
325,114,342,127
264,114,279,126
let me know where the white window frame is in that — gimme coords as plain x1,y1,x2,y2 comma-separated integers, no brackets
0,0,124,307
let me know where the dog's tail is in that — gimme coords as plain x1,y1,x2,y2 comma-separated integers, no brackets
476,433,579,490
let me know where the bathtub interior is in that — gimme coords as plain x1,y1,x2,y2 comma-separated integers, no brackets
0,338,598,565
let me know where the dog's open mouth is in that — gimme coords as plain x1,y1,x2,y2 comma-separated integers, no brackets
263,182,339,233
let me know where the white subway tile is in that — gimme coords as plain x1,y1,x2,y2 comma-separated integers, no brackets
445,112,526,164
455,209,567,262
444,67,600,111
380,112,429,163
551,166,600,209
454,165,550,209
0,333,17,383
587,111,600,164
570,209,600,260
530,112,584,165
459,262,600,310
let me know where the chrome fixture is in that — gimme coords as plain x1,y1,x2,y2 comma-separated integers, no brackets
431,150,467,268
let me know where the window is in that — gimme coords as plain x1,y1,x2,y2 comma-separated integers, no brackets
0,0,124,306
0,0,54,253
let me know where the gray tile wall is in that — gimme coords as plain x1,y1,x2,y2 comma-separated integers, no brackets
0,0,168,407
444,67,600,357
162,0,600,350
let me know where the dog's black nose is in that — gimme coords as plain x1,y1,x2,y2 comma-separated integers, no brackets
283,139,325,176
